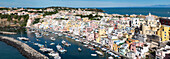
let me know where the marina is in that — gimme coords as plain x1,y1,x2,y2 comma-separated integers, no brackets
0,27,120,59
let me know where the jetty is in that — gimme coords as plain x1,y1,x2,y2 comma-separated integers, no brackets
0,36,48,59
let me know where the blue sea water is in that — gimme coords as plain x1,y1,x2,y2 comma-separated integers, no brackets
0,41,26,59
99,7,170,17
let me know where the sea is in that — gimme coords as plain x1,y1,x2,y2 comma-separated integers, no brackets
99,7,170,17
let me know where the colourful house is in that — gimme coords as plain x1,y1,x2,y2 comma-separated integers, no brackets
157,25,170,42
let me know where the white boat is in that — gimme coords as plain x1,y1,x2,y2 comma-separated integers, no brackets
83,45,88,47
75,39,80,42
17,37,29,41
78,47,82,51
58,33,63,36
108,56,114,59
101,48,107,51
56,44,67,53
65,43,71,46
50,37,56,41
54,55,61,59
54,33,58,35
46,34,49,36
61,40,66,44
36,39,40,41
39,48,53,53
95,51,103,56
48,52,60,57
91,54,97,56
50,43,55,45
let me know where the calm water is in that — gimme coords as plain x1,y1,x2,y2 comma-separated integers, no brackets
99,7,170,17
0,41,26,59
0,27,110,59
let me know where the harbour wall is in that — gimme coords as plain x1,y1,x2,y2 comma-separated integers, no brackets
0,36,48,59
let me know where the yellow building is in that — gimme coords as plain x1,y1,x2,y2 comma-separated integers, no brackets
157,25,170,42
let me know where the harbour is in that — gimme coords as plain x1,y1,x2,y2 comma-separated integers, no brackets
0,27,120,59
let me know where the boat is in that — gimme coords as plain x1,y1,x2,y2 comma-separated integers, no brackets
56,44,67,53
83,45,88,47
78,47,82,51
50,43,55,45
54,55,61,59
108,56,114,59
50,37,56,41
36,39,40,41
65,43,71,46
101,48,107,51
45,41,47,43
95,51,103,56
58,33,63,36
61,40,66,44
46,33,49,36
62,40,71,46
91,54,97,56
75,39,80,42
48,52,60,57
39,47,53,53
17,37,29,41
54,32,58,35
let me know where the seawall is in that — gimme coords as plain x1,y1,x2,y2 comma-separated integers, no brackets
0,36,48,59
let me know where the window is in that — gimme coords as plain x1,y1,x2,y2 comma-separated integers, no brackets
163,29,164,31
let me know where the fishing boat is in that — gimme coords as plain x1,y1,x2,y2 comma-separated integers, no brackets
39,47,53,53
91,54,97,56
56,44,67,53
17,37,29,41
50,37,56,41
95,51,103,56
78,47,82,51
50,43,55,45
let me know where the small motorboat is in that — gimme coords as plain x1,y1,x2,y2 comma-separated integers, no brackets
78,47,82,51
75,39,80,42
39,47,53,53
50,37,56,41
50,43,55,45
48,51,59,57
91,54,97,56
95,51,103,56
83,45,88,47
108,56,114,59
101,48,107,51
36,39,40,41
61,40,66,44
58,33,63,36
54,55,61,59
17,37,29,41
65,43,71,47
56,44,67,53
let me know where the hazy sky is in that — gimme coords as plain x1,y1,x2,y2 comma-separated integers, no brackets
0,0,170,7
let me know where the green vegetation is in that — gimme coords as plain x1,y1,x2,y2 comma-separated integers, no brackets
75,14,102,20
33,18,41,24
43,10,58,16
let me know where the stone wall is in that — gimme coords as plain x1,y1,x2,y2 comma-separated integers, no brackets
0,36,48,59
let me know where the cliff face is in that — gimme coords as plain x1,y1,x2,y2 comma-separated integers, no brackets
0,36,48,59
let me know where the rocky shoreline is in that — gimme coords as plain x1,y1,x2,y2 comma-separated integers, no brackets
0,36,48,59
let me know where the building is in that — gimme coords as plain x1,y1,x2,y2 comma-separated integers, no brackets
157,25,170,42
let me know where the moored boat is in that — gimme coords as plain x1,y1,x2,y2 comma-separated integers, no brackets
17,37,29,41
56,44,67,53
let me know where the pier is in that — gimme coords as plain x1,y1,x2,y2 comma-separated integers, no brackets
0,36,48,59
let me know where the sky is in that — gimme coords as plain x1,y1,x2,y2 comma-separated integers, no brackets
0,0,170,8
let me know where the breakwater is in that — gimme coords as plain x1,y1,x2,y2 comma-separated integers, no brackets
0,31,17,34
0,36,48,59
